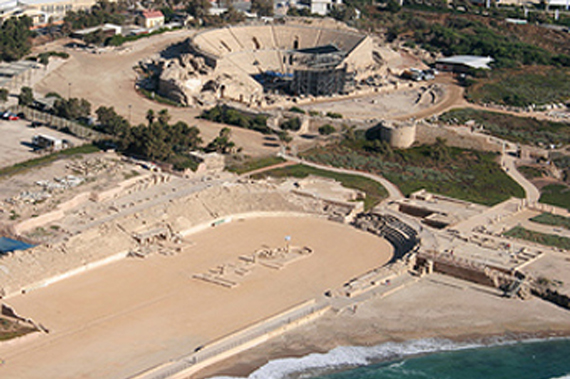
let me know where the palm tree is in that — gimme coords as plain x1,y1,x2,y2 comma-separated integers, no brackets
146,109,155,126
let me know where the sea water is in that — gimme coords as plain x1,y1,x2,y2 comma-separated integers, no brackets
209,338,570,379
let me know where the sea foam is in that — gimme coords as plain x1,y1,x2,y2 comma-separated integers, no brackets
207,338,482,379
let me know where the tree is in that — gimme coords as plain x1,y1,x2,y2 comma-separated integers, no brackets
83,28,106,45
53,97,92,120
146,109,155,126
157,109,171,126
0,16,33,62
277,130,292,146
0,88,8,107
318,124,336,136
205,127,235,154
186,0,211,18
18,86,34,106
251,0,273,17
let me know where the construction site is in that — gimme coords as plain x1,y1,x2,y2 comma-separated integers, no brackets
0,15,569,379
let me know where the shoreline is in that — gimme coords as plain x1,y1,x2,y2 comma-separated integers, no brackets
196,329,570,379
195,274,570,379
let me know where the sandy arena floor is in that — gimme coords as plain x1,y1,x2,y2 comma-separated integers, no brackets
0,216,393,379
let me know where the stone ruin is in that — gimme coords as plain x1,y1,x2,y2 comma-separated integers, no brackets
156,54,213,106
128,224,188,258
193,245,313,288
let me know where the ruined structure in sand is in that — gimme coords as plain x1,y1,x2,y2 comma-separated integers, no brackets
153,20,384,107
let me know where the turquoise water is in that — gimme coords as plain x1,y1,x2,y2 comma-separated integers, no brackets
210,338,570,379
310,339,570,379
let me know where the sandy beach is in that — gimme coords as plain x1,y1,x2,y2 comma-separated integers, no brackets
195,273,570,379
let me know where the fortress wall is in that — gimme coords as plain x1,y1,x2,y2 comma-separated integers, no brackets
416,124,501,152
13,210,65,235
432,260,496,287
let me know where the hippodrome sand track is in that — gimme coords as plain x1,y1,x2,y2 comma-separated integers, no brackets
0,216,393,379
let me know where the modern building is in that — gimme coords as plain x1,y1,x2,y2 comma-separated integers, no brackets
138,9,164,29
435,55,494,73
297,0,342,15
0,0,109,25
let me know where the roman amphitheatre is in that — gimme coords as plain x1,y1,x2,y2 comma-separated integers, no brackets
0,16,569,379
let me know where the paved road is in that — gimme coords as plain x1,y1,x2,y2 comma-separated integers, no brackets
502,151,541,204
279,153,404,200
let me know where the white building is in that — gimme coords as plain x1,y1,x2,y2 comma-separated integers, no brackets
309,0,342,15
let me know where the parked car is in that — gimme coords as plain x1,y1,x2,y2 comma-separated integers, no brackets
2,111,19,121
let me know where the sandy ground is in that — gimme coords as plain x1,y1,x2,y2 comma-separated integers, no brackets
0,216,392,379
0,119,83,169
33,32,278,157
196,273,570,379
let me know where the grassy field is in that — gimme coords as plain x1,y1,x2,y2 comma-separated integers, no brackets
439,108,570,146
530,213,570,230
0,317,37,342
540,184,570,211
301,142,524,206
504,226,570,250
518,165,547,180
253,164,388,210
227,156,286,175
0,144,100,178
466,67,570,107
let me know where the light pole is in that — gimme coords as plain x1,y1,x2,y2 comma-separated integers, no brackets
128,104,132,125
68,82,71,99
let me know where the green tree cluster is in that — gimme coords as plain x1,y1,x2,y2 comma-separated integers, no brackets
251,0,274,17
96,107,204,170
200,105,271,134
53,97,92,120
205,127,235,154
63,0,126,31
0,16,33,62
280,117,302,131
18,86,34,106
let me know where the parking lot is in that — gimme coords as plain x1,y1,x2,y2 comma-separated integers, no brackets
0,119,84,169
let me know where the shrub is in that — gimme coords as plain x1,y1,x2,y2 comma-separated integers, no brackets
318,124,336,135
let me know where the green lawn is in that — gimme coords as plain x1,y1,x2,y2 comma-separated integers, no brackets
504,226,570,250
227,156,286,175
253,164,388,210
301,143,524,206
518,166,547,180
530,213,570,230
540,184,570,211
0,144,100,178
439,108,570,146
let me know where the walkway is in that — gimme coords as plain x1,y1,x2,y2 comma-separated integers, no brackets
502,151,541,203
278,153,404,200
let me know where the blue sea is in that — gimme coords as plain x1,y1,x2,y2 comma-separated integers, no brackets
209,338,570,379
